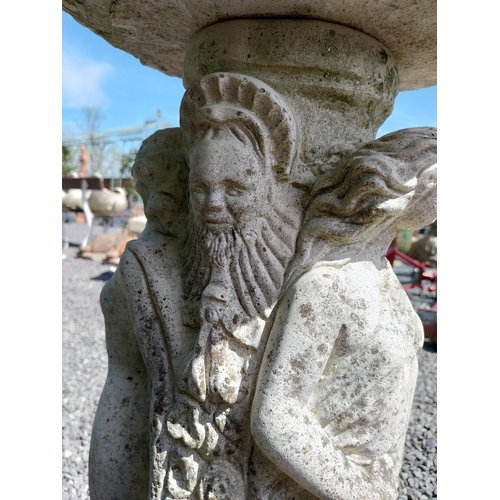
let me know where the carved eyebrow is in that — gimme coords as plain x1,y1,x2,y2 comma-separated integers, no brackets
224,179,254,191
189,176,209,187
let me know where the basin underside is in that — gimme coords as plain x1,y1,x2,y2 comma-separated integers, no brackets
62,0,436,91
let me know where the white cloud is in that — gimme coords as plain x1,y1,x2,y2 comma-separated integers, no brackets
62,50,113,108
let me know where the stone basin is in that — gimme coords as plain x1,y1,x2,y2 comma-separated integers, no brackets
62,0,436,91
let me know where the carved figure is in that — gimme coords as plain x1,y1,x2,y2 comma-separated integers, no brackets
90,56,437,500
164,74,301,500
79,144,90,178
90,73,303,500
90,59,437,500
251,128,437,499
89,126,189,498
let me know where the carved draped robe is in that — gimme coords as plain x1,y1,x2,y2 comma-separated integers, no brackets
102,226,288,499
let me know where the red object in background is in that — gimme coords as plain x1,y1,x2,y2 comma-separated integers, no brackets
387,244,437,344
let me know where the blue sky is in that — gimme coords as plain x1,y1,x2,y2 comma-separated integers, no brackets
62,11,436,139
62,12,186,134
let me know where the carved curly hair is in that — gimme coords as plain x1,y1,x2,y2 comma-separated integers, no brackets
304,127,436,241
286,127,437,282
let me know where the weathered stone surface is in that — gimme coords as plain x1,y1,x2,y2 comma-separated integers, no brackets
251,128,436,499
184,20,399,178
73,8,439,500
62,0,436,90
90,106,436,500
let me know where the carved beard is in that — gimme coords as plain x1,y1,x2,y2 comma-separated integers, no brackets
199,226,235,270
182,206,298,324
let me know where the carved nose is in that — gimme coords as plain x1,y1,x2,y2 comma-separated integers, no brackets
205,190,225,212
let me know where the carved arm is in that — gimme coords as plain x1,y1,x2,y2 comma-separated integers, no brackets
89,274,151,500
251,267,400,500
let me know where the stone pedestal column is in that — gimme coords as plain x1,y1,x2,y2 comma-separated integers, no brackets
63,4,436,500
183,20,399,185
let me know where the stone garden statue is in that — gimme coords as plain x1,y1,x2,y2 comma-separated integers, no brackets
78,144,90,178
61,3,437,499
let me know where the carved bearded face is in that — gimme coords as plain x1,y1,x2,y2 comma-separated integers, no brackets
183,124,297,320
189,127,269,234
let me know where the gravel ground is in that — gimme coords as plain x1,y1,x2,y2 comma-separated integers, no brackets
62,221,437,500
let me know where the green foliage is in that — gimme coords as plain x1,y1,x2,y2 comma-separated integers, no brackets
120,149,137,177
62,144,75,176
120,149,139,199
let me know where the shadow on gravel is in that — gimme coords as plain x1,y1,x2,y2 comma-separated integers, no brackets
92,271,114,282
422,340,437,353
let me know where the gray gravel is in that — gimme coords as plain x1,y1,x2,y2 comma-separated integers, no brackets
62,221,437,499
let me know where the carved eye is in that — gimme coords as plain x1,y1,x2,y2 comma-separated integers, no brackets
190,182,207,195
225,181,250,197
226,186,245,196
